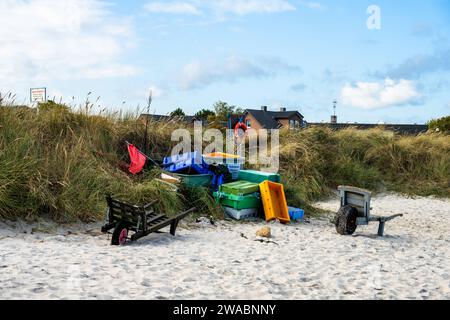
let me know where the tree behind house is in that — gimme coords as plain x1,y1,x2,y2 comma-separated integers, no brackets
195,109,215,121
213,101,244,121
170,108,185,117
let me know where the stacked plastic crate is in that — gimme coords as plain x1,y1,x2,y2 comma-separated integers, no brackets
213,180,261,220
214,170,284,221
162,152,213,187
224,170,293,224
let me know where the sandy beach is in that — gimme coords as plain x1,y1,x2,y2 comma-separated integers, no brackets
0,193,449,300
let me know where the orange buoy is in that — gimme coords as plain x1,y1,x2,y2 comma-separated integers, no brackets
234,122,248,138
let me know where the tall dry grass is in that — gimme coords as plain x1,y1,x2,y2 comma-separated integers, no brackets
0,101,448,222
279,126,449,210
0,102,187,221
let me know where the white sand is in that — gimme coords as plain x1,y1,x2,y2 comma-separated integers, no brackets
0,193,449,300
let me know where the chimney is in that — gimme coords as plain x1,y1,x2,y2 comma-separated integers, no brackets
261,106,268,112
280,107,287,112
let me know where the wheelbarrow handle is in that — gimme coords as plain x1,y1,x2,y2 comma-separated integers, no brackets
370,214,403,223
384,214,404,222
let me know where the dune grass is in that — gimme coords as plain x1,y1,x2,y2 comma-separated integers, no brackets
0,102,448,222
0,102,187,222
280,127,449,208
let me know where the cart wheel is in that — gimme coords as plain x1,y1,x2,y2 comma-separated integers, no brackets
111,222,129,246
335,205,358,235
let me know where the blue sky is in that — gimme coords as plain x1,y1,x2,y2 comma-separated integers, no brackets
1,0,449,123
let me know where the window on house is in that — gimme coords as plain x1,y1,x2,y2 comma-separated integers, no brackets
289,119,295,129
246,119,252,128
289,120,301,130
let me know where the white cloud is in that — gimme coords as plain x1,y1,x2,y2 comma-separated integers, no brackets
179,56,268,90
147,85,166,99
178,55,301,90
144,2,200,15
373,48,450,79
81,65,138,79
215,0,296,15
0,0,138,88
143,0,296,16
48,90,65,102
341,78,421,109
299,1,324,10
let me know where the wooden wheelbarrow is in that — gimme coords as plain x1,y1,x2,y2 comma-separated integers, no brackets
101,195,196,245
334,186,403,237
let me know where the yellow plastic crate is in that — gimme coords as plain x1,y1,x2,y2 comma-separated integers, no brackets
204,152,241,159
259,181,290,224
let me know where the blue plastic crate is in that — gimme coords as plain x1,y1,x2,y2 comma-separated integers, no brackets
163,151,209,174
288,207,304,221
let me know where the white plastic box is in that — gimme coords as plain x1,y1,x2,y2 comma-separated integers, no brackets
224,207,258,220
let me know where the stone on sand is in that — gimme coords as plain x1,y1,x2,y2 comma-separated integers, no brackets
256,226,271,238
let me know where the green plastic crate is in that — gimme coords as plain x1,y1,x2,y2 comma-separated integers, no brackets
173,173,212,187
213,192,261,210
237,170,281,184
219,181,260,196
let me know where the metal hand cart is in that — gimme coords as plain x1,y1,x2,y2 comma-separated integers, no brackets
335,186,403,236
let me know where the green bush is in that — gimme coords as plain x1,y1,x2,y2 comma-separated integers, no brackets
428,116,450,133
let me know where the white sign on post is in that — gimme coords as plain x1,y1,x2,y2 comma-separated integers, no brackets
30,87,47,103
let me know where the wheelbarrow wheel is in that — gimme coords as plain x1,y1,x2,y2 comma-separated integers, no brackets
111,222,129,246
335,205,358,235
